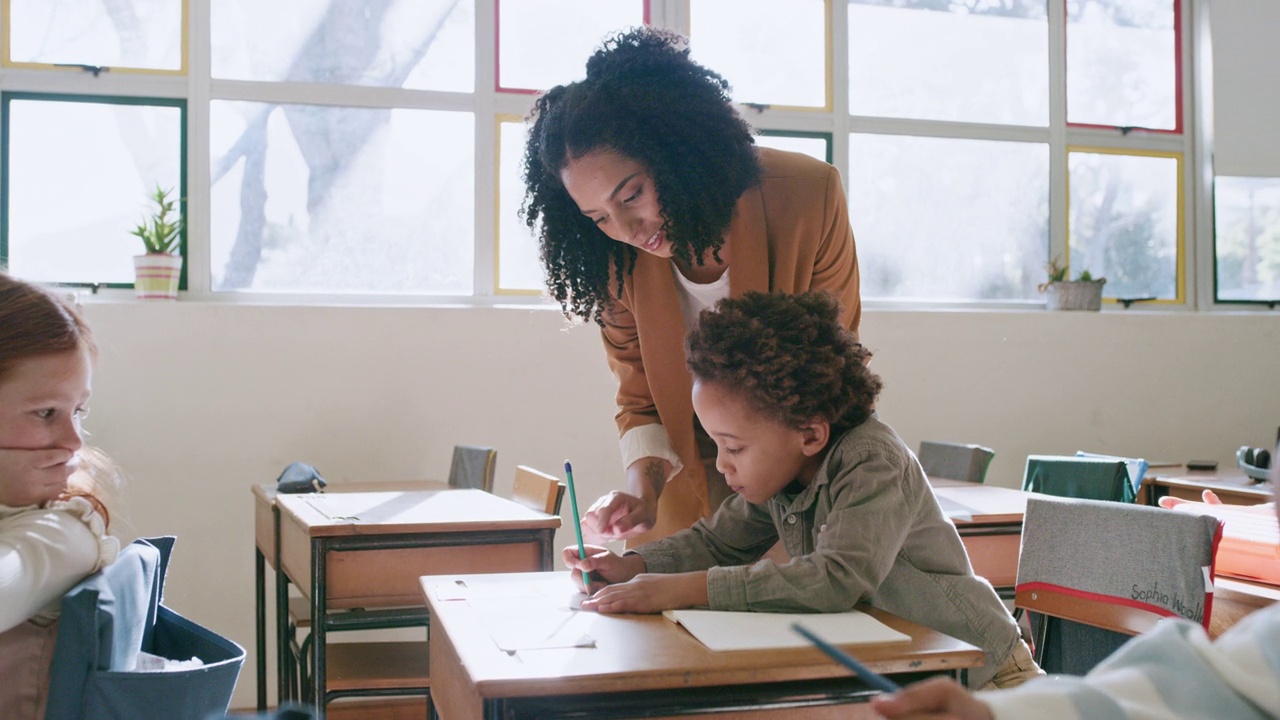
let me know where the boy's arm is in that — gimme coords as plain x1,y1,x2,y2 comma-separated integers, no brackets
631,494,779,574
704,447,921,612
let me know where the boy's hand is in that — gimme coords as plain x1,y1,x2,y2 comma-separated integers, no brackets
870,677,994,720
580,572,708,614
562,544,646,593
0,446,78,507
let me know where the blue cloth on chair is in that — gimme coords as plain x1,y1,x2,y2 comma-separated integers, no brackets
45,537,244,720
1022,455,1136,502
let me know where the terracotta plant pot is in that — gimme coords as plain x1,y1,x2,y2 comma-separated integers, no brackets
133,254,183,300
1044,280,1105,311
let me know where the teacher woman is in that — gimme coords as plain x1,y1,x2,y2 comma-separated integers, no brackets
521,27,862,544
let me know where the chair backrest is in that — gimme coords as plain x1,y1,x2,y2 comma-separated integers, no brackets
1022,454,1137,502
447,445,497,492
1015,495,1222,675
918,441,995,483
510,465,567,515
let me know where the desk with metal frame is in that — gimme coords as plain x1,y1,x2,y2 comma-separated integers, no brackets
259,486,560,715
252,480,452,709
1140,468,1274,507
930,479,1032,598
421,572,983,720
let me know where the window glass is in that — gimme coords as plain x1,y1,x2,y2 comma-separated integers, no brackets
848,133,1049,301
1068,150,1180,299
497,0,646,92
7,0,182,71
209,101,473,294
848,0,1048,125
1214,176,1280,303
3,96,183,285
212,0,474,92
690,0,827,108
497,119,543,293
755,132,830,164
1067,0,1177,130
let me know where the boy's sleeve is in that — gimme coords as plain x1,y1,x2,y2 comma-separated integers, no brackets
979,608,1280,720
632,495,779,574
704,443,922,612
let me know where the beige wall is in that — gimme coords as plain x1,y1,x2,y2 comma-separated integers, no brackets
81,301,1277,708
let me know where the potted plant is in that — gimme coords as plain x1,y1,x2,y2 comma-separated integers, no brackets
130,184,184,300
1038,256,1106,311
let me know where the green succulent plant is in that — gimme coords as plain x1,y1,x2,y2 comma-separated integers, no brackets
1039,255,1105,292
130,184,183,255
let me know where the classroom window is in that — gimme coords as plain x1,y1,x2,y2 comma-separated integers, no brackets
211,0,474,91
0,94,185,287
1067,149,1181,301
847,0,1048,126
210,102,474,294
847,134,1049,302
689,0,828,109
1214,176,1280,305
5,0,184,72
1066,0,1179,131
496,0,648,93
0,0,1216,308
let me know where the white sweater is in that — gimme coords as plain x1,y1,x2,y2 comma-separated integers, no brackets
0,496,119,632
979,604,1280,719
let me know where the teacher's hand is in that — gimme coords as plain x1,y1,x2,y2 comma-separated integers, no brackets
582,491,657,543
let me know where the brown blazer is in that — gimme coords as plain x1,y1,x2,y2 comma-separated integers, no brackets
600,148,862,543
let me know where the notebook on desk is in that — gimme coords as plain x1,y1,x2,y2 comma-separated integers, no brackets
663,609,911,652
1167,501,1280,585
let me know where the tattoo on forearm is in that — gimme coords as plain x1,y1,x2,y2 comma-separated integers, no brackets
644,460,666,496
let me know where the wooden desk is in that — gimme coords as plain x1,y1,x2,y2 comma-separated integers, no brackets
252,480,451,708
421,572,983,720
269,488,561,715
1141,468,1274,506
930,481,1032,596
1211,577,1280,640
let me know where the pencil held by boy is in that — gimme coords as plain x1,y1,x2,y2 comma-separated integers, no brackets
564,291,1039,689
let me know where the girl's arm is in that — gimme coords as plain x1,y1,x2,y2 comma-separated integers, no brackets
0,503,105,632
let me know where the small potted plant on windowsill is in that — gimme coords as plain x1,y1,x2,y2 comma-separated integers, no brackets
130,184,184,300
1038,256,1106,311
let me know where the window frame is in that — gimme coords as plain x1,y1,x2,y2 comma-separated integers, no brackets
0,0,1253,312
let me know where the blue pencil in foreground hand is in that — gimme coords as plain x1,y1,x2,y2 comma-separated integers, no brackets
563,460,591,592
791,622,901,693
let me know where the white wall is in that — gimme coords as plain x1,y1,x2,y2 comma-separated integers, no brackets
1212,0,1280,176
81,301,1277,709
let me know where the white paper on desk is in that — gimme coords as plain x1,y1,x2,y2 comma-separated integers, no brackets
934,495,973,523
663,609,910,652
486,607,596,652
434,577,575,602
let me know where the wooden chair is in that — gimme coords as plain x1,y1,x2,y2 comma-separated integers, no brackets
447,445,497,492
510,465,567,515
918,440,995,483
1015,495,1222,675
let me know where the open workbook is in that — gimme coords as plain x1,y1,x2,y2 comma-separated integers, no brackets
663,608,911,652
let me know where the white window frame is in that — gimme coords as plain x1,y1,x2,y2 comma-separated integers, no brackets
0,0,1250,311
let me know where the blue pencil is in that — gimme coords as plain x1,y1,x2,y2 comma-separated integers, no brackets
563,460,591,592
791,622,901,693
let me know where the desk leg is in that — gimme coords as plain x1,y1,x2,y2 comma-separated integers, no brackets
312,536,328,718
275,507,291,704
255,547,267,711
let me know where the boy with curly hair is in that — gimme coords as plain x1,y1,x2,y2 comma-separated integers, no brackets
566,291,1039,689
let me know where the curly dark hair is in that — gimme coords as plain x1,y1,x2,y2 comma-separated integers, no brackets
686,291,881,437
520,27,761,325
